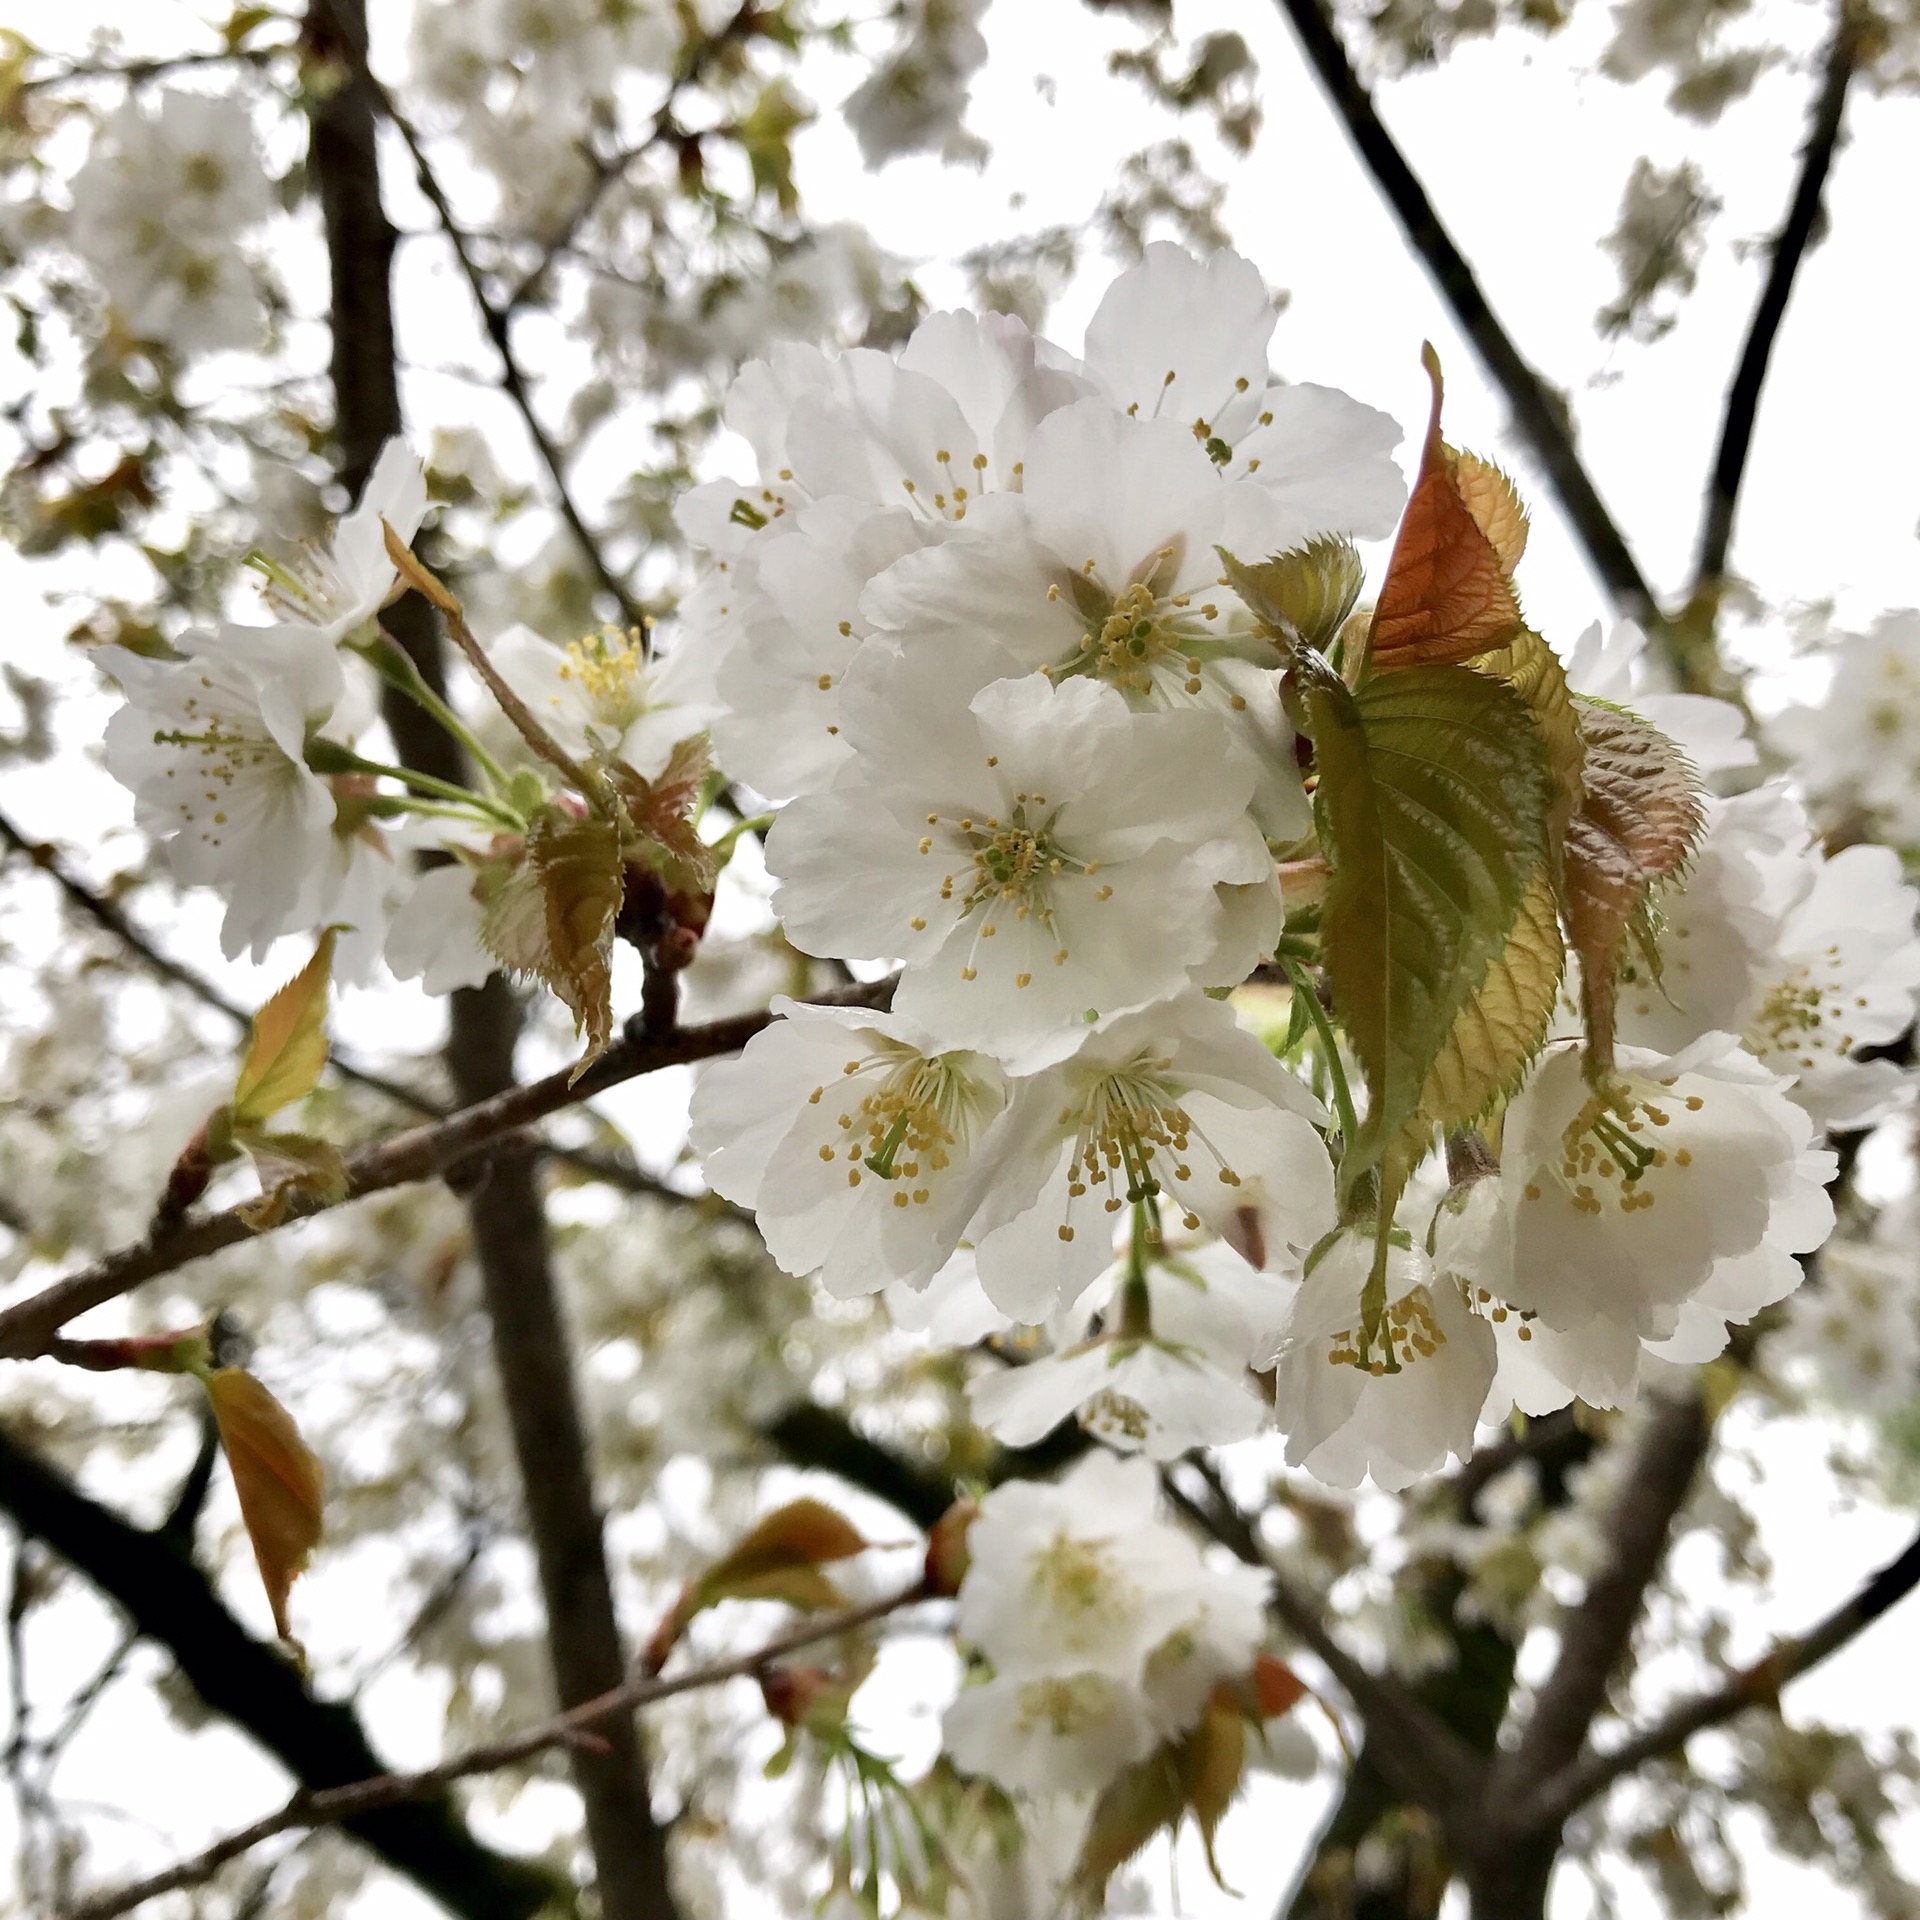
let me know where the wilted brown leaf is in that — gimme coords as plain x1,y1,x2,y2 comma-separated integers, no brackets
1563,699,1704,1076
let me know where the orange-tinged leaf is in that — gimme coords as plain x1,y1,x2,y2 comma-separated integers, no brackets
204,1367,325,1647
1251,1652,1309,1720
608,732,719,899
1563,699,1704,1077
1454,452,1530,572
1178,1699,1248,1889
1366,347,1524,672
645,1498,870,1672
705,1497,869,1583
232,931,335,1126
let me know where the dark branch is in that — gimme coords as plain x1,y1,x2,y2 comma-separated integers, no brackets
1531,1518,1920,1828
1268,0,1660,630
68,1582,929,1920
0,981,890,1360
1689,5,1858,607
1499,1388,1709,1793
0,805,686,1205
312,0,644,631
0,1422,561,1920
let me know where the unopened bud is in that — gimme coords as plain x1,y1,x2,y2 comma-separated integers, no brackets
759,1662,837,1728
924,1497,978,1597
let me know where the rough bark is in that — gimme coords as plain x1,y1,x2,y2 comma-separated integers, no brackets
305,5,679,1912
0,1424,561,1919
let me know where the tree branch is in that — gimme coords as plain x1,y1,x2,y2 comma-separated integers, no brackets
0,981,890,1362
0,1422,562,1920
0,805,686,1205
1529,1518,1920,1829
311,0,645,631
1268,0,1660,631
68,1581,931,1920
1498,1388,1710,1796
1688,3,1858,610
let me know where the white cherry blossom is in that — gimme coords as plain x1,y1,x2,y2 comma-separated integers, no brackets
103,626,348,961
1266,1218,1496,1491
968,1236,1285,1458
854,398,1315,836
942,1671,1159,1796
953,1452,1207,1683
766,659,1276,1070
1774,1231,1920,1412
385,863,496,995
490,622,718,781
961,991,1332,1318
1771,608,1920,843
689,998,1011,1296
1497,1036,1833,1346
1616,785,1920,1128
68,91,271,355
260,439,428,643
1079,243,1407,545
705,500,937,799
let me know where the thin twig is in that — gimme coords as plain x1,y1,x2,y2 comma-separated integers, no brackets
1689,4,1858,614
0,807,677,1203
312,0,645,631
69,1582,932,1920
1526,1519,1920,1830
500,2,760,315
1160,1460,1484,1822
0,979,893,1360
1269,0,1660,633
0,807,428,1115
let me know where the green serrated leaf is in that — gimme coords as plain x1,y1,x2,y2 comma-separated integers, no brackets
1416,866,1564,1133
1301,657,1554,1333
1071,1745,1187,1905
1473,627,1583,870
232,931,335,1127
1217,535,1364,652
1563,698,1704,1078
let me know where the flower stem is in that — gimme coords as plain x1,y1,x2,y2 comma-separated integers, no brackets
382,526,599,798
305,738,522,830
359,631,512,791
1280,954,1360,1147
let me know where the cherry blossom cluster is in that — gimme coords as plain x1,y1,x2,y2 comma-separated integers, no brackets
680,245,1914,1490
943,1452,1271,1796
65,90,273,356
94,242,1920,1508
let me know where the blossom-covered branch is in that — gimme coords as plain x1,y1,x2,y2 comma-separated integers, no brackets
0,985,889,1360
68,1582,932,1920
1528,1518,1920,1830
